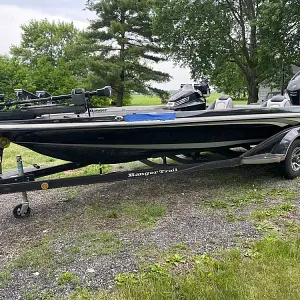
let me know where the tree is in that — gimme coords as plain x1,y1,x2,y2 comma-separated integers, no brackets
10,19,88,95
0,56,36,99
211,61,247,99
258,1,300,87
153,0,300,103
85,0,171,106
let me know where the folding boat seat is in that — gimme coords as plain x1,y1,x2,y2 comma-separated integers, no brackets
262,95,291,108
207,95,234,110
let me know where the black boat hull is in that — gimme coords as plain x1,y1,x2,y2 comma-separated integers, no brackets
2,107,300,164
7,121,294,164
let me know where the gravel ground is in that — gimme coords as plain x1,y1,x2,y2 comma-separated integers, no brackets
0,163,299,299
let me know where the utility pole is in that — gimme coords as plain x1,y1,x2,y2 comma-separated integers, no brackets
281,60,285,96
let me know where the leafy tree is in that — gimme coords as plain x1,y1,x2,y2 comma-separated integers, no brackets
0,56,36,99
153,0,300,103
211,61,247,99
11,20,80,66
10,19,87,95
258,1,300,87
85,0,171,106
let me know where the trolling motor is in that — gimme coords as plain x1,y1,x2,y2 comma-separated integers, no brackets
0,86,112,120
165,83,209,111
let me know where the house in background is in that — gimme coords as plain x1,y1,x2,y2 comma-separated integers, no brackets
258,64,300,102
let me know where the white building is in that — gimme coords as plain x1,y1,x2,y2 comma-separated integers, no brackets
258,64,300,102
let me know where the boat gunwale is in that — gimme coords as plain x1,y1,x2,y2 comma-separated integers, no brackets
1,111,300,131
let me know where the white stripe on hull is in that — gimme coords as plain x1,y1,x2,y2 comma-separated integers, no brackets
18,139,264,150
1,115,300,131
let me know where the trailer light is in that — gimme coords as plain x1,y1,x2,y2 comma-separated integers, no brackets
41,182,49,190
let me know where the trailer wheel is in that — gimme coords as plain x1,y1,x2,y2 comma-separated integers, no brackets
281,139,300,179
12,204,31,219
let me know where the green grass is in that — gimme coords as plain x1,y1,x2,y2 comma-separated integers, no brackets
62,237,300,300
130,93,247,106
10,230,122,274
13,238,58,270
2,143,109,177
131,95,162,106
67,288,108,300
57,272,81,287
79,201,167,229
24,290,56,300
205,186,297,209
72,231,122,257
251,203,296,221
2,143,62,171
108,237,300,300
0,270,12,288
123,203,167,227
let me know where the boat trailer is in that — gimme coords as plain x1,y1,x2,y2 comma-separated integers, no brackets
1,126,300,219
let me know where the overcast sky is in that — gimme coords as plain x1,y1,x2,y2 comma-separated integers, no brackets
0,1,192,90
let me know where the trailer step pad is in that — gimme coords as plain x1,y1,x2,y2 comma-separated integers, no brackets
242,153,286,164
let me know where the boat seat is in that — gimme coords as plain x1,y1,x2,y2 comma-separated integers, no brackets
208,95,234,110
261,95,291,108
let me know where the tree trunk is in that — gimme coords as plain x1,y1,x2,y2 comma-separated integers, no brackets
117,69,125,107
116,89,124,107
247,77,259,104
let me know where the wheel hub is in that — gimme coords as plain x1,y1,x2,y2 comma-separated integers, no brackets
291,147,300,171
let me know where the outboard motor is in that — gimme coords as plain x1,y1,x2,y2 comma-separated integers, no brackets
165,83,207,111
287,71,300,105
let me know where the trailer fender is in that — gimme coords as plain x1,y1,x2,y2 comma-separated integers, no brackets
272,127,300,156
241,126,300,165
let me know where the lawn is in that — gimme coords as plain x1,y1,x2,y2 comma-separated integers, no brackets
131,94,162,106
110,237,300,300
2,143,105,176
131,93,248,106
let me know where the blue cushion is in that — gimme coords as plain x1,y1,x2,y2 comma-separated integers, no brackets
124,112,176,122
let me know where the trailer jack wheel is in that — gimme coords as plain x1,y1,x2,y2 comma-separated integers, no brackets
13,204,31,219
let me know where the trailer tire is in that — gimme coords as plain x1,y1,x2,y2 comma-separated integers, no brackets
281,139,300,179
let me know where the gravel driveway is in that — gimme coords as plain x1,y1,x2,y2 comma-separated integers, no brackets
0,164,298,299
